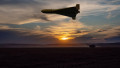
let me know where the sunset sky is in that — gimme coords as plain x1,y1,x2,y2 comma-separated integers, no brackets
0,0,120,44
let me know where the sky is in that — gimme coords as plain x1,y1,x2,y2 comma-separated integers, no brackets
0,0,120,44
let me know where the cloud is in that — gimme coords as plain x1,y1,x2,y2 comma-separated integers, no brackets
0,0,120,24
77,25,120,43
0,30,54,44
0,21,120,43
44,21,89,39
0,25,10,29
69,25,120,43
0,0,37,5
0,0,49,24
0,0,120,43
15,21,92,41
34,25,41,30
0,21,90,40
0,25,23,30
97,26,120,39
99,0,120,5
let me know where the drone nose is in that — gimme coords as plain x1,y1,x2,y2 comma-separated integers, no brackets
41,10,44,13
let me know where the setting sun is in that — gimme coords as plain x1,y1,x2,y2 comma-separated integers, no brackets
61,37,69,40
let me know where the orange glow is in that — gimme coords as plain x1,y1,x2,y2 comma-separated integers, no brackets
61,37,69,40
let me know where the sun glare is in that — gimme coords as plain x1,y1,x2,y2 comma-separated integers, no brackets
61,37,69,40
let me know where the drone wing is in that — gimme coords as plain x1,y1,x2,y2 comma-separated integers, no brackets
41,4,80,20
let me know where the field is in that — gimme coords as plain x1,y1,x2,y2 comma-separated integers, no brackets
0,47,120,68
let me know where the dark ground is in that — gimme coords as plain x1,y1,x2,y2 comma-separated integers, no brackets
0,47,120,68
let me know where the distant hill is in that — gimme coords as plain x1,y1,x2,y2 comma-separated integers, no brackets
0,42,120,48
